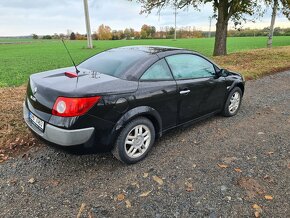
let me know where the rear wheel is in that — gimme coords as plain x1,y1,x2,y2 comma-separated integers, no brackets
222,87,242,117
112,117,155,164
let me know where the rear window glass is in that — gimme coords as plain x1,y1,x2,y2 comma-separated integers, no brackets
78,49,147,79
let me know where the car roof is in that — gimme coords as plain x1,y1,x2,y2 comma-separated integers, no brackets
108,45,189,55
80,46,218,81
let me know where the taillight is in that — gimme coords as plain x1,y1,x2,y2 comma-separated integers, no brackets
52,96,101,117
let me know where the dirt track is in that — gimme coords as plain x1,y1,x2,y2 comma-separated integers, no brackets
0,71,290,217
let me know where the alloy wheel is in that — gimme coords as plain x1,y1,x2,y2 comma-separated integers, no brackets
124,124,151,158
228,91,241,114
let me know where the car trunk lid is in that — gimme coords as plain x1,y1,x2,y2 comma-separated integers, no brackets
26,67,138,121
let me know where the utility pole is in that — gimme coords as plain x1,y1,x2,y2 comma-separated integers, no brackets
83,0,93,49
208,16,212,38
174,2,177,40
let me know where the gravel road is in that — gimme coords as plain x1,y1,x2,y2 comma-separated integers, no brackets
1,71,289,218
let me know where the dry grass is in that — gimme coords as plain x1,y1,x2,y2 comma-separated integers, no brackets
214,46,290,80
0,86,38,162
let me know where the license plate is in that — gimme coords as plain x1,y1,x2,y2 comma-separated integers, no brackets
29,112,44,131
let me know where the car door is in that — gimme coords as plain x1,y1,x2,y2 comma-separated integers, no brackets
165,54,227,124
135,58,178,130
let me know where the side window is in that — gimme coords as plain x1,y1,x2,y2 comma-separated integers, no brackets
140,59,173,81
165,54,216,80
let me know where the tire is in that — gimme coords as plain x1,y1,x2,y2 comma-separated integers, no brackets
222,87,242,117
112,117,155,164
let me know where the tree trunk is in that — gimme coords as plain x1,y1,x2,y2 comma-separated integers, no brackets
267,0,278,48
213,2,229,56
213,21,228,56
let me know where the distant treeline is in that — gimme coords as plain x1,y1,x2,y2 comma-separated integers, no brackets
32,25,290,40
228,27,290,37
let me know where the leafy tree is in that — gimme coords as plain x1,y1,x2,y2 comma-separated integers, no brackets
98,24,112,40
141,24,150,38
140,29,148,38
75,33,86,40
134,31,141,39
91,33,98,40
168,27,175,37
151,26,156,38
141,24,156,38
70,32,76,40
111,30,125,40
130,28,135,38
112,30,120,40
265,0,290,48
123,28,136,39
132,0,263,56
32,34,38,39
124,28,132,39
42,35,52,39
118,30,125,39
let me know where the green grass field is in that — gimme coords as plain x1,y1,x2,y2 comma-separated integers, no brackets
0,36,290,87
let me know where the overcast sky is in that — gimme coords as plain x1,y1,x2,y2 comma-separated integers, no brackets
0,0,289,36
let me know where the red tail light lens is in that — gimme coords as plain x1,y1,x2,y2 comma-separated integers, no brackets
52,96,101,117
65,72,78,78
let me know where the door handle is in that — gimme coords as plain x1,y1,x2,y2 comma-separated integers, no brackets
180,90,190,95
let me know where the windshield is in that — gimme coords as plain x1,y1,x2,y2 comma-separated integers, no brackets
78,49,147,79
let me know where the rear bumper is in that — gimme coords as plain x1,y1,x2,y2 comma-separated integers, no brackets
23,103,94,146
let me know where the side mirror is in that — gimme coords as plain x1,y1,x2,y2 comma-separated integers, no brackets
216,69,223,78
216,69,227,78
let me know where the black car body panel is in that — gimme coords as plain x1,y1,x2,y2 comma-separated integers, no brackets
24,46,245,150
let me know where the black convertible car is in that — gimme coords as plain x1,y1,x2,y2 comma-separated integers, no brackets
23,46,245,164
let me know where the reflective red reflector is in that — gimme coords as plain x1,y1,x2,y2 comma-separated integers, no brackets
52,96,101,117
65,71,78,78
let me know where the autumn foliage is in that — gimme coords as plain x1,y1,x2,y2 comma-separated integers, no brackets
97,24,112,40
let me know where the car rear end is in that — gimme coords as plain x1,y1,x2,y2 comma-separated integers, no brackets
23,47,161,149
23,67,139,149
23,71,103,147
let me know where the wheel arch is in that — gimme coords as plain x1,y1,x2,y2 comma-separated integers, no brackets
228,81,245,96
236,82,245,96
109,106,162,145
141,113,161,138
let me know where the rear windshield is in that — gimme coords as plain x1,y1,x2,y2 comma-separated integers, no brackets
78,49,147,79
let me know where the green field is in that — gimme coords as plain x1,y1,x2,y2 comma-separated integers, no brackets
0,36,290,87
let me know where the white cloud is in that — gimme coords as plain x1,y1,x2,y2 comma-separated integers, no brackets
0,0,289,36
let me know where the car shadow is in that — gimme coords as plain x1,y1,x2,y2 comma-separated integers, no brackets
47,142,111,155
35,113,231,158
31,131,111,155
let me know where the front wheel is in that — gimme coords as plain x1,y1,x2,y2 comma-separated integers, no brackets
112,117,155,164
222,87,242,117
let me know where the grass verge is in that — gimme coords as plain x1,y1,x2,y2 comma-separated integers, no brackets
0,86,38,162
214,46,290,80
